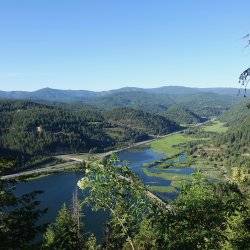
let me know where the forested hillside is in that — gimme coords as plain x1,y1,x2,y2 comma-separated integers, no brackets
164,104,205,124
173,93,234,117
0,87,98,102
0,86,239,118
90,91,235,118
0,100,114,173
89,91,175,113
0,100,182,173
218,99,250,153
104,107,180,135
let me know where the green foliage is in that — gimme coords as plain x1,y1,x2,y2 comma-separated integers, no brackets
220,98,250,124
128,218,160,249
164,104,205,124
43,204,84,250
89,91,175,113
0,179,46,249
42,201,100,250
78,155,154,249
78,158,249,250
0,89,248,249
169,174,243,249
223,211,250,249
174,93,234,117
105,126,149,145
85,234,99,250
217,117,250,154
0,157,15,174
104,107,181,135
0,100,184,174
89,89,235,117
0,100,114,158
132,173,249,250
218,99,250,153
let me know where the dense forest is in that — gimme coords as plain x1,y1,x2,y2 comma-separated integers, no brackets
81,90,236,117
211,100,250,182
0,100,113,173
217,99,250,154
104,107,180,135
164,104,206,124
0,86,237,116
0,99,181,173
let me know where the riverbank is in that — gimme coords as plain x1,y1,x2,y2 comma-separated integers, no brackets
139,120,231,194
0,132,182,180
0,120,212,181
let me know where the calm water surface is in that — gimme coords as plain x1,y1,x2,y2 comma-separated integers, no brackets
118,147,194,200
14,172,106,240
14,146,194,240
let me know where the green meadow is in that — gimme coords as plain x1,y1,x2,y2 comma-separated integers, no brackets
150,133,196,156
203,120,228,133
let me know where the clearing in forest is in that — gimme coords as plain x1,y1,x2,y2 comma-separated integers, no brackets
150,133,195,156
203,121,228,133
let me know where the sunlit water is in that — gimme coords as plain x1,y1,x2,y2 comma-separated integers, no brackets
14,172,106,241
118,147,194,200
13,146,194,240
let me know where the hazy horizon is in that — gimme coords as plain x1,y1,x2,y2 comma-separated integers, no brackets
0,84,247,92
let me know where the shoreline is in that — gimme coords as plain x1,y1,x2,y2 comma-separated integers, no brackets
0,120,211,181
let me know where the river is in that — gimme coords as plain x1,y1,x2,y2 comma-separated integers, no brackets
13,146,194,241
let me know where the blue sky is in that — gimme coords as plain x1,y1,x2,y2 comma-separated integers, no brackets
0,0,250,91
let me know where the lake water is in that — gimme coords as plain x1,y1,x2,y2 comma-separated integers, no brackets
13,146,194,240
14,172,107,241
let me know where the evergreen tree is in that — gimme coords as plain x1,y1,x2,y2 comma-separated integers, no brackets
43,204,83,250
0,180,46,249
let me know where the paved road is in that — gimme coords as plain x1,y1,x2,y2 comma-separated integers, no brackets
0,135,167,180
1,120,211,180
0,161,79,180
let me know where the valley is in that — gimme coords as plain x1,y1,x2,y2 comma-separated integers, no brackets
1,2,250,248
0,118,211,180
0,86,249,249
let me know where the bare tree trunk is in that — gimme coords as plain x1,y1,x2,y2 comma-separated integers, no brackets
72,188,81,237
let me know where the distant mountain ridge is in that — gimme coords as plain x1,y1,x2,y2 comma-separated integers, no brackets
0,87,98,102
0,86,242,102
0,86,242,119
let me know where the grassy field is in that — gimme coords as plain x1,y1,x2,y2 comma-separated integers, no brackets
146,121,228,193
203,120,228,133
150,133,195,156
